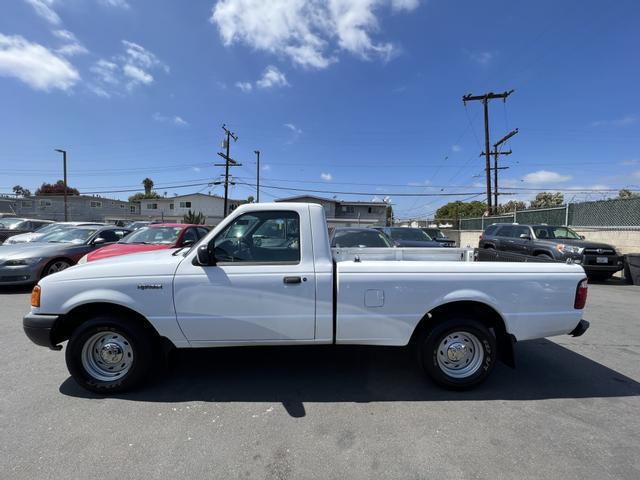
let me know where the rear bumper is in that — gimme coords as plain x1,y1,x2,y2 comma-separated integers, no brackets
569,319,590,337
23,313,61,350
582,264,624,273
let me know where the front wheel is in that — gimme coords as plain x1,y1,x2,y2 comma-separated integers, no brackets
419,318,496,389
65,316,153,393
43,259,71,278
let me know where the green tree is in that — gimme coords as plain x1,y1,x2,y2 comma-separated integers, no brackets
35,180,80,196
497,200,527,214
435,200,488,220
142,178,154,196
247,195,255,203
128,191,161,202
183,210,206,224
618,188,638,199
530,192,564,209
12,185,31,197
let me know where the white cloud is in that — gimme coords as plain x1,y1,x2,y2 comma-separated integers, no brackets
262,163,271,171
467,50,494,65
591,114,637,128
53,30,88,57
620,159,639,166
192,166,202,172
320,172,333,181
236,65,288,93
90,40,168,95
235,81,253,92
256,65,288,88
284,123,302,134
522,170,572,184
0,33,79,91
210,0,420,69
451,144,462,152
99,0,131,9
153,113,189,127
123,64,153,85
24,0,61,25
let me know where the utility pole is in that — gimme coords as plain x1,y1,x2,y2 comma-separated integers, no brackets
481,128,518,210
54,149,68,221
215,124,240,217
254,150,260,203
463,90,514,214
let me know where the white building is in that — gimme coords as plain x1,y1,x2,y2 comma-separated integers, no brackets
137,193,244,225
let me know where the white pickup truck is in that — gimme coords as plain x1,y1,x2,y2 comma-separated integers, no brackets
23,202,590,393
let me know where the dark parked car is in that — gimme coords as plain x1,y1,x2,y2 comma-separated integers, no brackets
0,218,54,242
478,223,624,280
375,227,441,248
0,225,131,285
330,227,393,248
421,227,456,247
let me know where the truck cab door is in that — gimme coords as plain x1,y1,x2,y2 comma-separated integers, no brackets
173,209,316,343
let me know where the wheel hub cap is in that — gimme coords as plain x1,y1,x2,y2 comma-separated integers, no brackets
436,331,485,379
446,342,467,362
99,342,124,364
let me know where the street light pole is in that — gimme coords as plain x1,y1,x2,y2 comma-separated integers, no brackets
55,149,68,221
254,150,260,203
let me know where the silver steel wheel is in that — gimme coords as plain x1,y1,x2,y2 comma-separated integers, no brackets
46,260,70,275
80,332,134,382
436,331,484,379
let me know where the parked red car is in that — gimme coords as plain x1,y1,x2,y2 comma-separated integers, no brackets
81,224,209,263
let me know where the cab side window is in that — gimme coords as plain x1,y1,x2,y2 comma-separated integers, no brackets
213,211,300,264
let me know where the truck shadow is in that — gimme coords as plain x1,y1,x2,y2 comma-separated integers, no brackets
59,339,640,417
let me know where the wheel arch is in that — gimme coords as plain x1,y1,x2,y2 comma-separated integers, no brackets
409,300,516,367
40,256,75,277
52,302,169,348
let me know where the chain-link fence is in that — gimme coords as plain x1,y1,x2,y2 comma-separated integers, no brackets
456,197,640,230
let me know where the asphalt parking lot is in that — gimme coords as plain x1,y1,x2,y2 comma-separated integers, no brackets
1,281,639,480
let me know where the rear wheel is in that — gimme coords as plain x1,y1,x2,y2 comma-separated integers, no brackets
65,316,153,393
419,317,496,389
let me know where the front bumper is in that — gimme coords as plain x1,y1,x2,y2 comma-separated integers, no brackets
569,319,590,337
0,264,40,285
23,313,61,350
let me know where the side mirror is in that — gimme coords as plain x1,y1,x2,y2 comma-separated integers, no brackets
182,239,195,247
93,237,106,245
195,244,214,266
519,234,531,240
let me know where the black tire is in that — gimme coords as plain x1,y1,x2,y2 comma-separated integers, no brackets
419,317,496,390
42,258,72,279
65,316,153,394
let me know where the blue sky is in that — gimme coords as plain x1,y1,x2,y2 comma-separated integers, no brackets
1,0,639,219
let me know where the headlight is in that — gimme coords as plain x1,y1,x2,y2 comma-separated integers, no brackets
3,258,40,266
77,254,89,265
556,244,583,254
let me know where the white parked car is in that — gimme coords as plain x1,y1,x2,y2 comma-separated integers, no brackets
23,202,589,393
3,221,105,245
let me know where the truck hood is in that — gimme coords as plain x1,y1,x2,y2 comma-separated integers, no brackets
39,248,187,284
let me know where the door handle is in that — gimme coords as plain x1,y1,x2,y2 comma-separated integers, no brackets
283,276,302,284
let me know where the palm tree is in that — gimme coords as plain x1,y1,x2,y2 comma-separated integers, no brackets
142,178,154,196
183,210,206,225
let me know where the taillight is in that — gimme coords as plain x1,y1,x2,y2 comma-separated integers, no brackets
479,234,483,241
574,279,588,309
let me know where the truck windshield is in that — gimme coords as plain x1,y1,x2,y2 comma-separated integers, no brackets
533,226,582,239
389,228,432,241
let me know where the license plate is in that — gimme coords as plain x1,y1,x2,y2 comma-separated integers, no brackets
596,256,608,264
